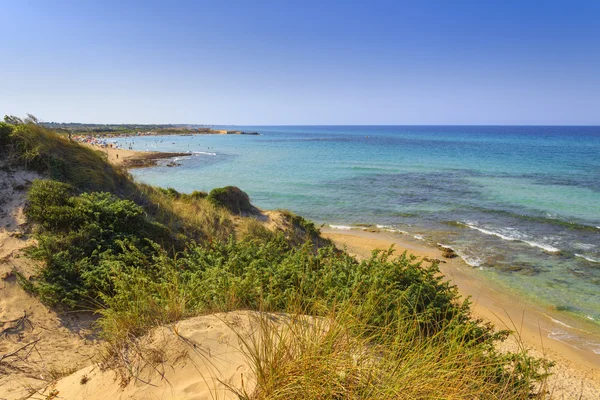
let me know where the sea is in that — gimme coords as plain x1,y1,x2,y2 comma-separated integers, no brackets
113,125,600,354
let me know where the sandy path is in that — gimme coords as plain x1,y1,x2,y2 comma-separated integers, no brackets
322,227,600,399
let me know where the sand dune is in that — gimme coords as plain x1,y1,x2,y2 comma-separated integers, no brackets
39,311,266,400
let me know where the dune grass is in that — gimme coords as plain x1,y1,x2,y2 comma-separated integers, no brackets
232,304,550,400
4,121,134,194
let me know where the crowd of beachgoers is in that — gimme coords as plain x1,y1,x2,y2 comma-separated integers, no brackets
72,135,121,148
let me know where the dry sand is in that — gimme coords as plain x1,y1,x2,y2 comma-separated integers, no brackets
322,227,600,399
0,168,99,400
38,311,263,400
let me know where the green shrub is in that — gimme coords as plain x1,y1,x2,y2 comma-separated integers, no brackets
207,186,254,214
25,179,173,307
0,122,12,146
97,238,548,397
188,190,208,200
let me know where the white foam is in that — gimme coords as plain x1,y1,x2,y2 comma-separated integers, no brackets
376,224,393,229
547,331,581,350
413,234,424,240
376,225,408,234
437,243,482,267
549,317,575,329
463,222,561,253
575,254,600,263
192,151,217,156
329,225,353,230
457,253,483,267
574,243,595,250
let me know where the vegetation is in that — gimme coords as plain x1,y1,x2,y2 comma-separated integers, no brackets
3,116,551,398
207,185,255,214
25,180,173,308
2,116,133,194
40,121,212,136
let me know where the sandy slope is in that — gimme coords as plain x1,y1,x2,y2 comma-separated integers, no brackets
322,227,600,399
0,168,100,400
38,311,268,400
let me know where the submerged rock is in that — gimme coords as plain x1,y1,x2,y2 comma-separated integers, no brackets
496,263,540,276
438,245,457,258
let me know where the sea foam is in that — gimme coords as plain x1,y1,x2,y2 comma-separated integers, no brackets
437,243,483,267
575,254,600,263
329,224,353,230
462,222,561,253
376,225,409,234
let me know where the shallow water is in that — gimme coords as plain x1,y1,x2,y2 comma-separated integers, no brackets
119,126,600,348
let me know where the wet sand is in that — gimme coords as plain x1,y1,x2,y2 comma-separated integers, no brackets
322,227,600,399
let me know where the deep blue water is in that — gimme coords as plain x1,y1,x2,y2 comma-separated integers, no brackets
116,125,600,350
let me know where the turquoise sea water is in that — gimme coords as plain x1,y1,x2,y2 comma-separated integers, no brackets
116,126,600,351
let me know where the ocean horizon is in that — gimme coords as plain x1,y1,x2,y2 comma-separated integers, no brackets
117,125,600,352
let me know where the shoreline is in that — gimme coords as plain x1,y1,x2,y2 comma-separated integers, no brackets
322,227,600,398
88,145,189,169
96,139,600,396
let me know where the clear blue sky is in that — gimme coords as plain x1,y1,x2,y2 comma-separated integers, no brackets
1,0,599,125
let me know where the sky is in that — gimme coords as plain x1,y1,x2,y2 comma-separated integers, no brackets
1,0,599,125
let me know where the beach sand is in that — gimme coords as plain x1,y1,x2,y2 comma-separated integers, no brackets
322,227,600,399
85,144,188,169
38,311,261,400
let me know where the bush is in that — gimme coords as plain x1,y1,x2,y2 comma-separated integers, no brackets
97,239,549,397
207,186,254,214
26,179,172,307
0,122,12,146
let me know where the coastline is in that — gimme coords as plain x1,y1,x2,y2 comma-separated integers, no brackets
97,138,600,397
89,145,189,169
322,227,600,398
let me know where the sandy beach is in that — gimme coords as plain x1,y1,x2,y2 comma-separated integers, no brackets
86,144,189,169
322,227,600,399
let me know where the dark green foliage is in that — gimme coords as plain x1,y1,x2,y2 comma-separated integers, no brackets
189,190,208,199
156,187,207,201
25,180,172,307
26,180,76,230
97,237,547,396
0,122,12,146
174,241,475,338
207,186,254,214
157,187,181,198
